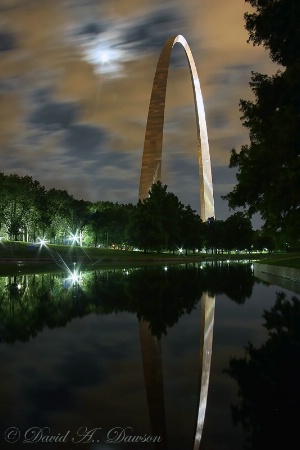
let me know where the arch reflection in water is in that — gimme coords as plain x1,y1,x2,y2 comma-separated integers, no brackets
194,292,215,449
139,290,215,449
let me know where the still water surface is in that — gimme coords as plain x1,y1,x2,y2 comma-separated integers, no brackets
0,263,299,449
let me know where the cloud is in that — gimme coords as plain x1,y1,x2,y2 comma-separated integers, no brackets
78,21,108,37
120,7,184,52
62,124,109,158
0,0,276,219
0,91,23,146
29,101,79,131
0,29,17,51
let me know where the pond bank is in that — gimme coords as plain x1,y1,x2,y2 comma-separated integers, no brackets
253,262,300,294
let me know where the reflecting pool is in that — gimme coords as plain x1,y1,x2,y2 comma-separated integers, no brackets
0,263,299,450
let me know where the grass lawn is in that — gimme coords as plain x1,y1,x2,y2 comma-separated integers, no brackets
1,240,299,275
0,240,194,262
256,254,300,270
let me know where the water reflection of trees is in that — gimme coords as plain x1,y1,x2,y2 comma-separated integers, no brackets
224,291,300,450
201,262,254,303
0,263,254,343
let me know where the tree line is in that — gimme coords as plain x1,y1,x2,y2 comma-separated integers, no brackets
0,172,283,253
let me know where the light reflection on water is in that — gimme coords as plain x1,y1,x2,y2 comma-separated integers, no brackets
0,263,299,450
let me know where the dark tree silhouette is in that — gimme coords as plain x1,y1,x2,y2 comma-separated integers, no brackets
223,0,300,243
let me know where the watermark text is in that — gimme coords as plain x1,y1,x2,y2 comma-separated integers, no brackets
3,426,162,445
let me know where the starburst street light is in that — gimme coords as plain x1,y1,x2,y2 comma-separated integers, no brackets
69,233,80,245
37,236,48,247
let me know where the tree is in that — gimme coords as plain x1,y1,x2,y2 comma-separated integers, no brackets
244,0,300,66
129,182,184,253
86,201,134,248
86,201,114,247
204,218,226,253
252,228,278,252
223,0,300,244
100,203,134,249
46,188,75,243
45,189,89,244
0,173,46,241
224,212,253,252
179,205,204,254
67,198,89,246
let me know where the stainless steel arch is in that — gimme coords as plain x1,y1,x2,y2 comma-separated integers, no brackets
139,34,215,221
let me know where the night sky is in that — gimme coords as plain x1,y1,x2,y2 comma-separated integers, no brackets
0,0,276,221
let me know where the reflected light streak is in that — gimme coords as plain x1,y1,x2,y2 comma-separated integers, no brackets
69,270,81,284
65,264,83,286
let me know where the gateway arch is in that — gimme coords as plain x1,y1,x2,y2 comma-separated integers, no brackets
138,35,216,449
139,34,215,222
